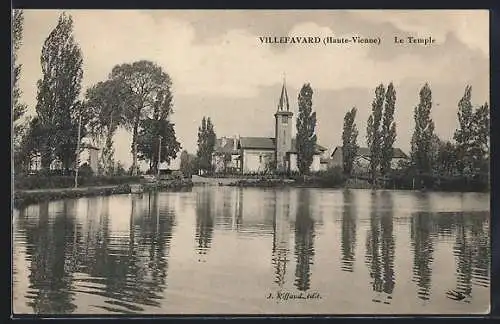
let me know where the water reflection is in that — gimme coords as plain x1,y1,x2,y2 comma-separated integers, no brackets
294,189,316,292
341,190,357,272
16,192,176,314
25,201,78,314
365,191,395,304
446,212,490,303
195,190,215,260
13,188,490,314
271,190,291,289
410,193,435,301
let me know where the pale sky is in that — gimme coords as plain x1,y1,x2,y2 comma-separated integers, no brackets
16,10,489,168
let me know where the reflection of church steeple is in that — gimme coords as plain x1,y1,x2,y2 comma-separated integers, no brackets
294,189,315,292
272,190,291,288
365,191,395,304
341,190,357,272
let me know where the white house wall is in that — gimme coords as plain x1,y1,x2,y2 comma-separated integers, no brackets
311,155,321,172
242,149,274,173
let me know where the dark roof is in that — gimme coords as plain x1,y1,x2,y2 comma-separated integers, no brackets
214,137,239,154
238,136,326,154
288,138,327,154
239,137,275,150
331,146,408,159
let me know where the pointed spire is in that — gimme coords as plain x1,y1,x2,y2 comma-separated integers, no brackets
277,73,290,112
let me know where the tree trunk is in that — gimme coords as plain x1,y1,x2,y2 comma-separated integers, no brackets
40,143,52,172
131,123,138,176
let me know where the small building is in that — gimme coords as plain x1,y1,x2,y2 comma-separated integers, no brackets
328,146,409,174
212,78,327,175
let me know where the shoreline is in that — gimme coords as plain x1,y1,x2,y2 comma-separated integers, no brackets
195,176,488,193
13,179,193,209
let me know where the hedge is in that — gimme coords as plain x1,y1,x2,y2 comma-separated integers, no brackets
14,175,143,190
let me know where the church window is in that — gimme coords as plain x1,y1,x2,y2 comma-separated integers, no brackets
259,155,262,163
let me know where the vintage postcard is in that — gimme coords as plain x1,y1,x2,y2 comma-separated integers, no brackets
12,9,490,315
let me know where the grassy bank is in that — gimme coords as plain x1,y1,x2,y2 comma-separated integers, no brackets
13,178,193,209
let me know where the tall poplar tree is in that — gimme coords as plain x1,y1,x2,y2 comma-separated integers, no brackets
296,83,317,175
196,117,216,174
366,84,385,185
411,83,435,176
342,107,359,176
35,13,84,172
380,82,397,176
12,9,27,156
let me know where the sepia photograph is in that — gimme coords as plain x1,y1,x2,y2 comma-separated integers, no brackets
11,9,490,315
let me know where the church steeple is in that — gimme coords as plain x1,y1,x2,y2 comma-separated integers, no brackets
274,74,293,173
277,74,290,112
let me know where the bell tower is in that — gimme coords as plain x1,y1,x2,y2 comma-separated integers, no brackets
275,76,293,172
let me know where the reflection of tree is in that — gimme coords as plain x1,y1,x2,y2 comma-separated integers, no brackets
410,211,435,301
446,211,490,302
341,190,357,272
365,191,395,304
76,193,175,314
271,190,291,288
235,188,243,230
294,189,315,292
469,213,490,288
447,213,473,302
24,201,78,314
195,189,214,259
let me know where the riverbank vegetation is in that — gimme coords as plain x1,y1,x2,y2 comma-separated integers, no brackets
12,10,181,181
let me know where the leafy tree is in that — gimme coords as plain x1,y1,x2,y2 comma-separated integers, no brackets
429,134,442,174
471,102,489,173
35,13,84,172
12,10,28,155
381,82,397,176
196,117,216,174
84,79,128,175
18,116,45,171
436,140,458,176
179,150,197,178
109,60,172,176
453,85,475,175
366,84,385,185
411,83,435,177
136,119,181,173
296,83,317,175
135,84,180,174
341,107,359,176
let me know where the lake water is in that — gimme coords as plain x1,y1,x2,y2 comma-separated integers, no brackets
12,187,490,315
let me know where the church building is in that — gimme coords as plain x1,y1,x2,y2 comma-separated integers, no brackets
212,79,326,174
